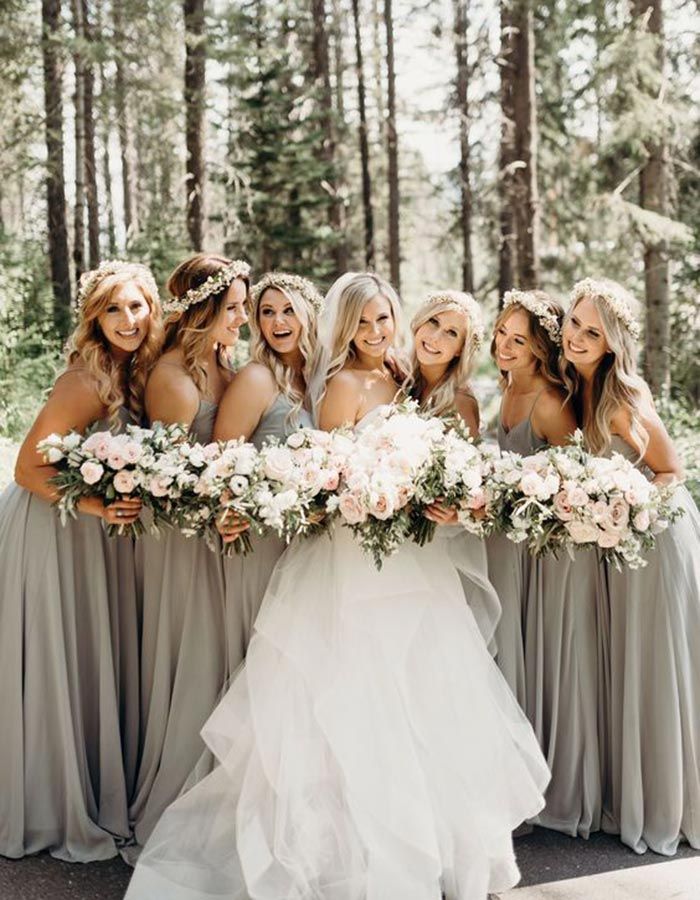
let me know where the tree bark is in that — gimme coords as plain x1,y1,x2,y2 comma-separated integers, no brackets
352,0,375,268
82,0,100,267
383,0,400,289
497,0,516,300
452,0,473,293
113,0,134,240
311,0,347,275
71,0,86,282
184,0,206,251
42,0,72,338
634,0,670,394
511,0,539,288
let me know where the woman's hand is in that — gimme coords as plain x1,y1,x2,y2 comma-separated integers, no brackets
424,501,459,525
80,495,143,526
217,509,251,543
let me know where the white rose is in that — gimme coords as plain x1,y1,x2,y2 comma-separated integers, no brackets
286,431,305,450
565,520,600,544
633,508,651,532
80,460,104,485
45,446,64,463
63,432,82,450
520,471,545,497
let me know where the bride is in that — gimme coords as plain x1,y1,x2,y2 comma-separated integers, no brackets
125,272,550,900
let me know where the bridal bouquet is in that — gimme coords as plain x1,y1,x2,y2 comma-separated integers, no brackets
38,422,188,537
499,433,681,569
256,427,355,542
329,403,444,568
410,425,500,545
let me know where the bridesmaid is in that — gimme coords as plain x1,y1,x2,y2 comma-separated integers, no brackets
0,261,162,861
128,254,250,857
214,272,323,675
407,291,502,650
562,277,700,855
491,290,603,839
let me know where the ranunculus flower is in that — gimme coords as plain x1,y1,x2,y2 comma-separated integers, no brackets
80,460,104,485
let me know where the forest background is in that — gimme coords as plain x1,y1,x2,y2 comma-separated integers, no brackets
0,0,698,497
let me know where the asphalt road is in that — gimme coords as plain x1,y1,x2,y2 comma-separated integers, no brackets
1,829,698,900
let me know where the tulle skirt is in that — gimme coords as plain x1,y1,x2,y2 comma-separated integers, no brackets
126,526,550,900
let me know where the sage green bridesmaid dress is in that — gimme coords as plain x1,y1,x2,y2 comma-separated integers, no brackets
0,383,137,861
127,397,226,858
598,437,700,855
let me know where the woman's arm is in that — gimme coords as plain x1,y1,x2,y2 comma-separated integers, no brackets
317,371,361,432
213,363,277,442
532,389,577,447
612,402,683,486
454,391,480,439
14,370,141,524
145,364,201,429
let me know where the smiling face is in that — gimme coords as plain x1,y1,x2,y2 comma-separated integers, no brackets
209,278,248,347
97,281,152,356
562,295,610,373
257,287,303,356
493,307,537,374
414,309,466,369
352,293,395,362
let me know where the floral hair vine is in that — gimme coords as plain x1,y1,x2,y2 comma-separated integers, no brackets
250,272,325,315
76,260,159,311
162,259,251,316
425,291,485,349
502,290,562,345
569,278,641,341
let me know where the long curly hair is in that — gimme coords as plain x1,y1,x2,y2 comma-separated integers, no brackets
561,281,648,457
407,293,481,417
164,253,251,393
248,277,320,425
490,291,565,392
66,263,163,424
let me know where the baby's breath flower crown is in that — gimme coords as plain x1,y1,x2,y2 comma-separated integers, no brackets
250,272,325,315
76,260,159,311
503,289,562,345
569,278,641,341
162,259,251,316
425,291,485,349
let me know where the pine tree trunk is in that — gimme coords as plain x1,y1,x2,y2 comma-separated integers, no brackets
383,0,400,289
184,0,206,251
82,0,100,268
511,0,539,288
98,65,117,255
331,0,345,118
635,0,670,395
71,0,86,282
452,0,473,293
352,0,375,268
498,0,516,300
42,0,72,338
311,0,347,275
113,0,134,240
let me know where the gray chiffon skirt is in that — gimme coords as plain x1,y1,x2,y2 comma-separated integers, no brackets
0,483,133,861
599,486,700,855
127,528,226,857
524,549,603,838
486,533,528,706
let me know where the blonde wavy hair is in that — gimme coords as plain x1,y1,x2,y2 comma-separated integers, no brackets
310,271,407,413
408,293,481,417
164,253,250,393
248,276,320,425
561,280,648,457
491,291,566,392
66,263,163,425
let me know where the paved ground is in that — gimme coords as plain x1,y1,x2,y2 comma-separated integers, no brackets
1,829,698,900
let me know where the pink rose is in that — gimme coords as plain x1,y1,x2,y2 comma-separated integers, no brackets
598,528,621,548
633,508,650,532
553,490,574,521
122,442,143,464
149,476,171,498
608,497,630,530
113,469,136,494
338,491,367,525
322,470,340,491
565,520,599,544
368,492,394,520
80,460,104,485
466,487,487,510
107,452,126,470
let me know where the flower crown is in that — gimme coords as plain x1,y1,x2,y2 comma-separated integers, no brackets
569,278,641,340
425,291,485,349
162,259,251,316
250,272,325,315
76,260,159,310
502,289,562,344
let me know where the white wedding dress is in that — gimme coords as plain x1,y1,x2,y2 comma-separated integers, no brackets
126,408,550,900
